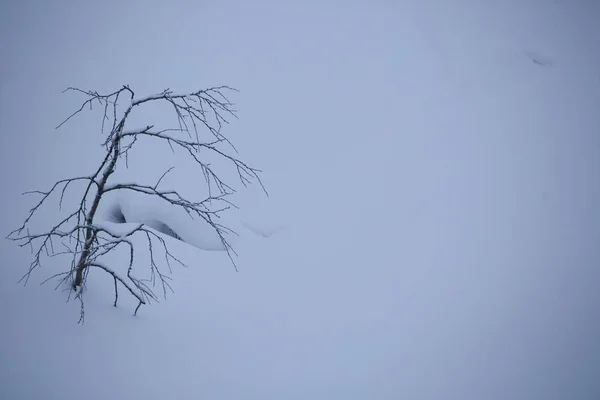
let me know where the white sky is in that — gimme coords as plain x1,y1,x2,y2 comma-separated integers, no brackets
1,1,599,399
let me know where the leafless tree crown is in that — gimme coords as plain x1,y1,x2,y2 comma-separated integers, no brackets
7,85,265,322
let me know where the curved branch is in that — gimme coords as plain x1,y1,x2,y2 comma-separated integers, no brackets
87,262,147,305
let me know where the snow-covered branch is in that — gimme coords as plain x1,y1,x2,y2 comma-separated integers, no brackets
119,127,265,196
86,262,147,310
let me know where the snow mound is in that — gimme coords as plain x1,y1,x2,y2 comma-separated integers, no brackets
98,191,227,251
96,190,284,252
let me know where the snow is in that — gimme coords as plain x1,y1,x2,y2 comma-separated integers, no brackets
98,190,228,251
95,187,280,253
1,1,600,399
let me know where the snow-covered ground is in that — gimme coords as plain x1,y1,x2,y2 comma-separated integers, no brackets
1,1,599,399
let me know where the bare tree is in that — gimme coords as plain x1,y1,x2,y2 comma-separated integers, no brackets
6,85,265,322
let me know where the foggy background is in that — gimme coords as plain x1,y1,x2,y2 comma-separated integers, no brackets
1,1,599,399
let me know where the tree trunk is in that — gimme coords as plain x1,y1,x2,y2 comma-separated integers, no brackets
73,137,120,288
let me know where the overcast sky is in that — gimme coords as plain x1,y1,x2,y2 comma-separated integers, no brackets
1,1,599,399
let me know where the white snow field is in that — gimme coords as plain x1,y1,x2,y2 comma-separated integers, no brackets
1,1,599,399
